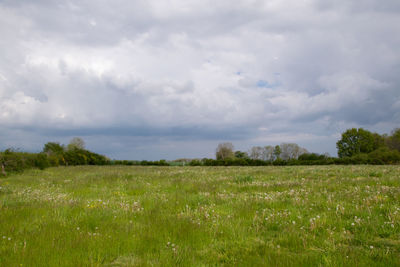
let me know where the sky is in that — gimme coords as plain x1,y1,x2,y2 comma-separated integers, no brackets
1,0,399,160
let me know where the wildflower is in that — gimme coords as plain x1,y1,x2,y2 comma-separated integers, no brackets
292,221,296,225
370,245,374,249
77,227,80,230
351,223,355,226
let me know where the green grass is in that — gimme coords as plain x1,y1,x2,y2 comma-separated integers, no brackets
0,165,399,266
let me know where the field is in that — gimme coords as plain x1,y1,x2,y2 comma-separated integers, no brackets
0,165,399,266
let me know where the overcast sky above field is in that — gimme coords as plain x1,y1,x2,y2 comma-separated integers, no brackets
1,0,400,160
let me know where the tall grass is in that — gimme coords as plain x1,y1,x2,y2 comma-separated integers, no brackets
0,165,399,266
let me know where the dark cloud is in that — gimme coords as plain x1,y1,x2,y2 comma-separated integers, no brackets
0,0,399,158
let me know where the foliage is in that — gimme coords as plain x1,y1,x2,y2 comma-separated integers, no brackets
34,153,50,170
63,148,109,166
386,128,400,152
298,153,327,161
273,145,281,160
336,128,376,158
215,142,235,160
0,150,51,173
0,138,109,173
43,142,65,155
234,150,248,159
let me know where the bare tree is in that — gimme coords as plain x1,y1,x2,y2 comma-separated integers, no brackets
262,145,274,161
67,137,85,151
280,143,308,160
249,146,263,160
216,142,234,160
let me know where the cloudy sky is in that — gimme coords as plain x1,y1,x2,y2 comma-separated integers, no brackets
1,0,399,160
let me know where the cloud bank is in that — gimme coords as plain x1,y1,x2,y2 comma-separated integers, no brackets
1,0,399,159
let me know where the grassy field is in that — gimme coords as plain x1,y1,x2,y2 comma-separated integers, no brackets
0,165,399,266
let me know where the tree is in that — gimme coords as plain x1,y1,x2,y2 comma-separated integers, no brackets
67,137,85,151
234,151,248,159
262,146,274,161
280,143,308,160
273,145,281,160
336,128,375,158
43,142,65,155
216,142,234,160
372,133,385,150
386,128,400,152
249,146,263,160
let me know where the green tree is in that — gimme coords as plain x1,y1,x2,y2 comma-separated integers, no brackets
336,128,375,158
43,142,65,155
386,128,400,152
273,145,281,160
234,150,248,159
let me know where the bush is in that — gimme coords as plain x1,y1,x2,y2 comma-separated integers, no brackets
189,160,202,166
34,153,50,170
368,148,400,164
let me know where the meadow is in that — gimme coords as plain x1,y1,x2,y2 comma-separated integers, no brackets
0,165,399,266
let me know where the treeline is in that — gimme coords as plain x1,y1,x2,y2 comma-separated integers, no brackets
199,127,400,166
0,138,109,174
1,128,399,174
335,128,400,164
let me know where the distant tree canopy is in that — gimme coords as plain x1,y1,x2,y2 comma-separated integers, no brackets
334,127,400,164
247,144,307,161
234,150,248,159
337,128,380,158
2,128,400,175
43,142,65,155
41,138,108,166
273,145,281,160
249,146,263,160
216,142,235,160
386,128,400,151
280,143,308,160
216,142,309,162
67,137,85,151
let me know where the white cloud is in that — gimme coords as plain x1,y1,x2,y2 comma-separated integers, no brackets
0,0,399,158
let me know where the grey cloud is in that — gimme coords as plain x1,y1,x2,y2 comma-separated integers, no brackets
1,0,399,159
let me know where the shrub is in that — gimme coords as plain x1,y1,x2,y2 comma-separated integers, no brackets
34,153,50,170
